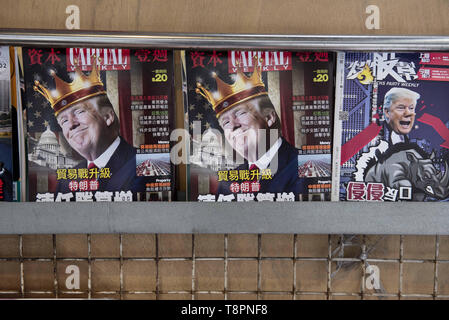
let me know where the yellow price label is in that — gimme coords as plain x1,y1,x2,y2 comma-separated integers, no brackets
313,73,328,82
152,73,168,82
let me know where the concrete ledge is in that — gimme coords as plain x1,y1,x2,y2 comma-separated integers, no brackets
1,201,448,234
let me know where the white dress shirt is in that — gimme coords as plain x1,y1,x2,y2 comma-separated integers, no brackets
391,131,405,145
248,137,283,170
87,136,121,168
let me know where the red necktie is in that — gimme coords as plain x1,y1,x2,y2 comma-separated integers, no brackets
88,162,98,170
249,164,260,183
249,164,259,171
88,162,99,181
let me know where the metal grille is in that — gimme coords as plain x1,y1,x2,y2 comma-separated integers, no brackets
0,234,447,299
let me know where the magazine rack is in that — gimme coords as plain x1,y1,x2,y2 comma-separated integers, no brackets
1,30,449,50
1,29,449,235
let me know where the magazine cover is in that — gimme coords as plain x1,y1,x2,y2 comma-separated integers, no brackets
333,51,449,202
22,47,175,202
13,47,27,202
183,50,334,202
0,46,14,201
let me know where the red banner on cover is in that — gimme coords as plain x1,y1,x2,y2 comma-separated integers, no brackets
228,51,292,73
340,120,382,165
418,67,449,81
66,48,131,71
419,53,449,66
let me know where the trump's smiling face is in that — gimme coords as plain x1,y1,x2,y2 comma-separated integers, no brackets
219,101,269,162
57,98,110,161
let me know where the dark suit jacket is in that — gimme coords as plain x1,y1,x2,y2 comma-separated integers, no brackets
383,122,409,146
56,137,146,198
217,137,306,200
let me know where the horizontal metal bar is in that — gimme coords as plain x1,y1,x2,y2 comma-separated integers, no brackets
1,29,449,50
1,201,449,234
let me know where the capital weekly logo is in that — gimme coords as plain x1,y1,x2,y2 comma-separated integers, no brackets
66,48,131,71
228,51,292,73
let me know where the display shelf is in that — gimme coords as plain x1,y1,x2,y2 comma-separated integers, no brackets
1,29,449,235
0,202,448,234
1,29,449,50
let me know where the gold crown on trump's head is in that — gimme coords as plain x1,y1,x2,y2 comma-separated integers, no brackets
196,56,268,118
34,56,106,116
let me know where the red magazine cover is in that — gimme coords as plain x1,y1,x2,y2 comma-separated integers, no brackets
182,50,335,202
22,47,175,202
